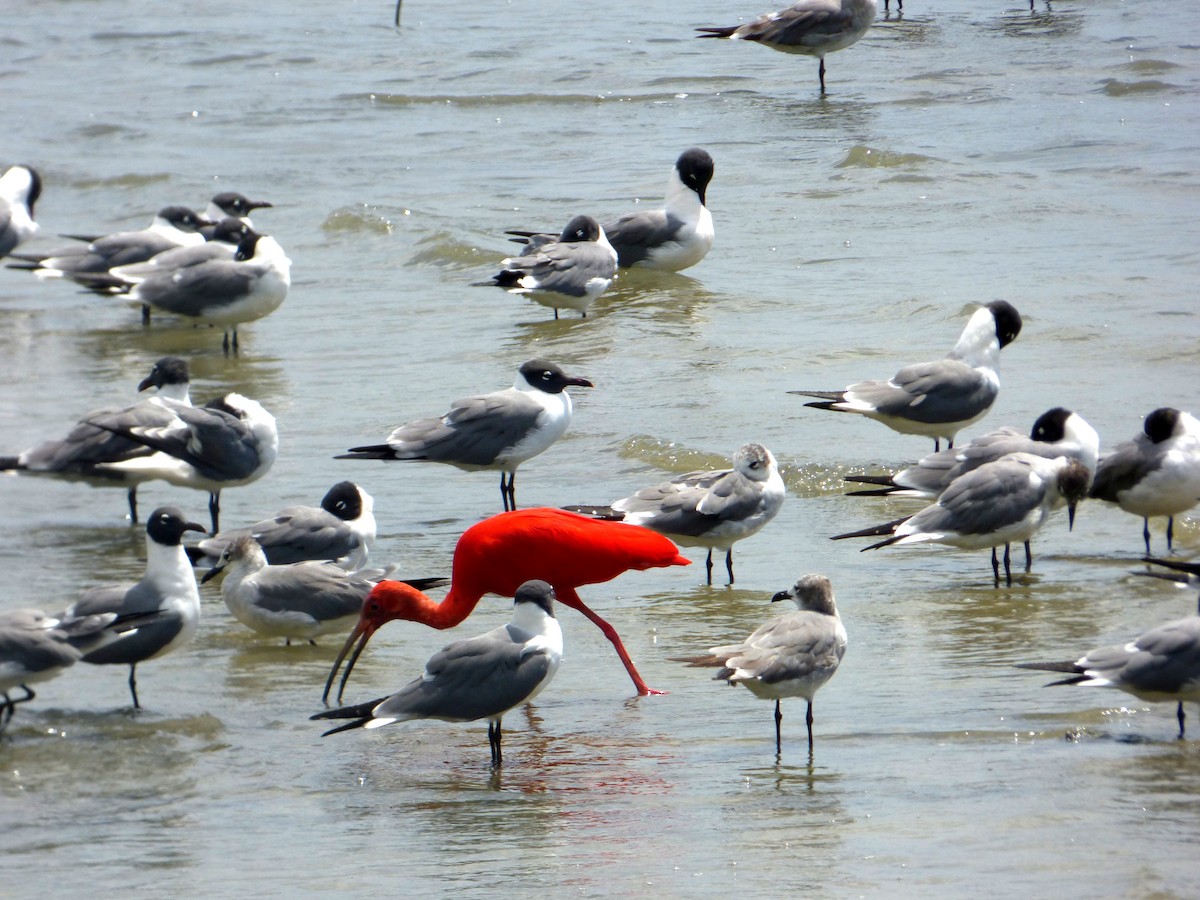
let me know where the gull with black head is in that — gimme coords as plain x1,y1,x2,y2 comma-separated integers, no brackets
337,359,592,511
791,301,1023,452
507,149,715,273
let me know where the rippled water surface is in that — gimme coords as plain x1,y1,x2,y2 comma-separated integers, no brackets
3,0,1199,895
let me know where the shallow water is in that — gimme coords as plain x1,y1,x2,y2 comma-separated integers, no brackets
2,0,1199,895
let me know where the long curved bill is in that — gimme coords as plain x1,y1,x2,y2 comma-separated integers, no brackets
321,617,379,706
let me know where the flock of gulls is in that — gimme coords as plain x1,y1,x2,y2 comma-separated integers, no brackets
3,0,1200,766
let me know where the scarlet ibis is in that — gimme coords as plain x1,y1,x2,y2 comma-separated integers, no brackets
314,580,563,767
677,575,847,754
323,507,690,703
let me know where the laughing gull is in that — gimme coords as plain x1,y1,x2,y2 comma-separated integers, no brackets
337,359,592,511
679,575,846,754
0,356,192,524
506,149,715,273
84,217,253,287
0,164,42,257
845,408,1101,500
565,443,785,585
86,392,280,534
833,452,1091,585
6,205,209,279
696,0,878,92
791,301,1024,452
480,215,617,319
1017,615,1200,739
846,407,1100,571
0,607,134,728
202,191,272,238
187,481,376,571
312,580,563,767
63,507,207,709
1089,408,1200,555
96,229,292,351
199,535,384,646
322,508,689,703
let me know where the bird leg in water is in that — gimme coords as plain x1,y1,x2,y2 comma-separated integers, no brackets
774,699,783,756
128,663,141,709
488,720,503,766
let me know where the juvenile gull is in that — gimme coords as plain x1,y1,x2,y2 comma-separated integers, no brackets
312,580,563,767
791,301,1023,452
697,0,878,92
678,575,847,754
566,443,785,585
1089,407,1200,555
506,149,715,272
337,359,592,511
200,535,385,645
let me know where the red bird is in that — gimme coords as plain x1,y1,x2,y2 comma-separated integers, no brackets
323,507,690,701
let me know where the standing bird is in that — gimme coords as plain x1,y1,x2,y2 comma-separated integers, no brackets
323,507,690,702
677,575,847,754
6,205,209,280
200,535,384,646
337,359,592,512
833,453,1091,585
313,580,563,767
0,608,115,728
0,356,192,524
565,443,785,585
696,0,878,92
1017,616,1200,739
62,507,207,709
845,407,1100,572
97,230,292,352
0,164,42,257
507,148,715,273
480,215,617,319
1089,408,1200,555
790,301,1023,452
86,392,279,534
187,481,375,571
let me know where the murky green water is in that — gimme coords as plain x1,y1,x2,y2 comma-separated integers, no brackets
2,0,1199,895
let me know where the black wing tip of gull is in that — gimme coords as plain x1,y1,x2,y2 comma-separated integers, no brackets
336,445,395,460
561,505,625,521
831,516,910,542
1141,557,1200,576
